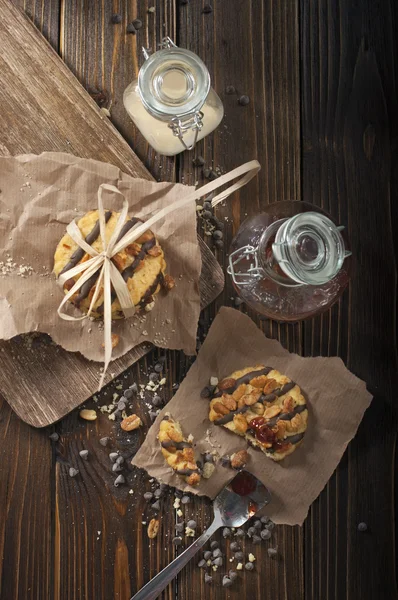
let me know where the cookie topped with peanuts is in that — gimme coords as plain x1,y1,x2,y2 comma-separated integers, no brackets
54,209,174,319
207,365,308,461
158,415,201,486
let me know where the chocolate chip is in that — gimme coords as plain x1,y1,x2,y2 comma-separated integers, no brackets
203,201,212,210
219,456,230,468
235,528,245,538
261,529,271,540
235,551,244,561
203,168,211,179
208,170,218,181
204,573,213,584
214,240,224,249
200,386,211,399
152,395,162,407
175,522,185,533
111,13,122,24
268,548,277,557
358,522,368,532
203,4,213,13
230,541,240,552
154,362,164,373
210,541,219,550
99,437,109,446
260,516,270,524
187,519,197,529
222,527,231,538
212,548,222,558
69,467,79,477
203,453,214,463
247,527,256,538
198,559,207,569
129,383,138,393
115,456,124,465
245,562,254,571
265,521,275,531
79,450,89,460
174,489,183,498
181,495,191,505
114,474,125,486
154,488,163,498
229,570,238,581
238,95,250,106
149,372,159,382
126,22,137,34
202,210,213,220
212,230,223,240
151,500,160,510
253,519,262,529
144,492,153,501
159,483,167,492
204,550,212,560
234,297,244,307
172,536,182,545
109,452,119,463
49,432,59,442
213,556,223,567
124,389,134,399
149,411,158,421
132,18,143,29
226,85,236,95
193,156,205,167
252,535,262,544
222,576,232,587
112,463,123,472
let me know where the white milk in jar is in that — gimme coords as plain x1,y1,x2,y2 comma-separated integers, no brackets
123,37,224,156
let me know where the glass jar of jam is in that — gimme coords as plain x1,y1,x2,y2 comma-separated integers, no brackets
228,201,351,321
123,37,224,156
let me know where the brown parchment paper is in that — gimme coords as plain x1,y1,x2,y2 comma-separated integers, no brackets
0,152,201,361
133,307,373,525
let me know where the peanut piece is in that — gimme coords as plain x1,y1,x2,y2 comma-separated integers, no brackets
120,414,142,431
212,402,230,416
218,378,236,391
102,333,120,349
125,242,141,256
187,472,201,486
250,375,268,388
79,409,97,421
263,379,278,394
232,384,247,401
244,393,260,406
231,450,249,469
251,402,265,415
163,274,175,290
264,405,281,419
282,396,295,413
147,245,162,257
233,414,248,433
167,427,183,443
136,230,154,244
221,394,237,411
147,518,160,539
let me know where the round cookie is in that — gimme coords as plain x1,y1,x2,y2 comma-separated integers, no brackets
208,365,308,461
54,210,170,319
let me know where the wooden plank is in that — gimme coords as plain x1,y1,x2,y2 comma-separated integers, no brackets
177,1,303,599
300,1,398,599
0,396,52,600
0,0,223,428
11,0,60,50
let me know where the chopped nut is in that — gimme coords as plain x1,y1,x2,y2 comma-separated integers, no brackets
282,396,295,413
163,274,175,290
221,394,237,411
243,393,260,406
147,245,162,257
187,472,201,486
231,450,249,470
120,414,142,431
212,402,230,416
79,409,97,421
147,518,160,539
112,253,126,270
263,379,278,394
236,562,243,570
102,333,119,349
202,462,215,479
63,278,75,291
218,377,236,391
264,405,282,419
125,242,141,256
232,384,247,401
248,553,256,562
233,413,248,433
136,230,154,244
251,402,265,415
250,375,268,388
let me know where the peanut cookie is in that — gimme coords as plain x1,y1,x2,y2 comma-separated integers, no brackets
208,365,307,461
54,210,172,319
158,415,201,485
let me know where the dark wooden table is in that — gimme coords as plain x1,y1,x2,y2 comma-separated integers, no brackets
0,1,397,599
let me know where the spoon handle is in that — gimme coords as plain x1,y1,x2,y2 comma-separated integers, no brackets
130,517,221,600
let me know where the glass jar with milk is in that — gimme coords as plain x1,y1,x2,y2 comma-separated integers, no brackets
123,37,224,156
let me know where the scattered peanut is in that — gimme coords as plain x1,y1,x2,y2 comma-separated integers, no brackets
120,414,142,431
147,518,160,539
218,378,236,391
163,274,175,290
231,449,249,470
102,333,120,349
79,409,97,421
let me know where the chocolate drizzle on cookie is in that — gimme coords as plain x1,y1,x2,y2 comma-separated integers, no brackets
59,210,112,276
260,381,296,403
214,405,250,426
212,367,273,398
161,440,192,450
266,403,307,428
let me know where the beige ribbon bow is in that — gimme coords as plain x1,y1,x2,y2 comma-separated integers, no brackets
57,161,261,390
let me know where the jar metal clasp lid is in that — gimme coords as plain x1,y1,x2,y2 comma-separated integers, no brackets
227,245,264,286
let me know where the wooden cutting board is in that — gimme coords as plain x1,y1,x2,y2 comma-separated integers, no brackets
0,1,224,428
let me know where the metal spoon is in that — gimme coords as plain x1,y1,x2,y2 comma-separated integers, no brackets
131,471,271,600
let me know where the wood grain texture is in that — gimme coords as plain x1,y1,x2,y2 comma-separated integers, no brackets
11,0,60,49
0,396,52,600
177,1,303,599
0,0,223,428
300,0,398,598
